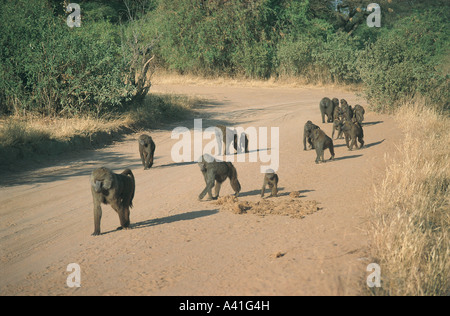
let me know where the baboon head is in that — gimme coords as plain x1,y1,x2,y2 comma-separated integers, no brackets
91,167,113,193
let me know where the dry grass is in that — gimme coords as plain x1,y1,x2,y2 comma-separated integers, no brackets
369,100,449,296
0,93,202,165
151,69,362,93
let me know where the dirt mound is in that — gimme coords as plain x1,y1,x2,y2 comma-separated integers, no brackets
215,193,320,219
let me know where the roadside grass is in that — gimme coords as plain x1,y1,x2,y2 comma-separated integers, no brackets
0,93,203,167
368,99,449,296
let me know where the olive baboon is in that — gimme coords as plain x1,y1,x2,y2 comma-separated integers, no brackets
261,171,279,198
333,104,343,121
198,154,241,200
353,104,365,124
303,120,320,151
90,167,135,236
332,118,344,140
310,128,335,164
215,125,249,155
319,97,339,123
340,99,353,121
342,121,364,150
138,134,156,170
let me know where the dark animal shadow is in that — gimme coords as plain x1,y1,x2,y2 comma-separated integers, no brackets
362,121,384,126
364,139,385,148
333,154,363,161
131,209,218,230
153,161,198,169
240,187,285,197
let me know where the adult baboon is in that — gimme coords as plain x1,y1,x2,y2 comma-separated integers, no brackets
138,134,156,170
90,167,135,236
342,121,364,150
261,171,279,198
353,104,365,124
198,154,241,200
215,125,248,155
310,128,335,164
340,99,353,121
233,132,249,153
319,97,338,123
333,103,343,121
332,118,344,140
303,120,320,151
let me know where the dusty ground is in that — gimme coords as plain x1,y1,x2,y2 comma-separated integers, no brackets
0,83,401,296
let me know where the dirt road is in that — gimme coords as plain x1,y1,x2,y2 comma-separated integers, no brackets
0,83,401,295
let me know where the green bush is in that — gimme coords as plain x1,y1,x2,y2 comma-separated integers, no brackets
357,10,449,111
0,0,135,116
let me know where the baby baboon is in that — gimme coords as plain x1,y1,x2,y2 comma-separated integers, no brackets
90,167,135,236
138,134,156,169
261,171,279,198
353,104,365,124
310,128,335,164
319,97,337,123
303,120,320,151
332,118,344,140
342,121,364,150
198,154,241,200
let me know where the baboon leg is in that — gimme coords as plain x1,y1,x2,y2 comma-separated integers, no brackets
270,183,278,197
214,181,222,199
261,181,267,197
199,177,215,200
315,148,322,164
329,144,335,160
92,199,102,236
140,151,147,169
359,136,364,149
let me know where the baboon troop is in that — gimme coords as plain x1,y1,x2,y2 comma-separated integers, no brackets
310,128,335,164
303,120,320,151
90,167,135,236
138,134,156,170
261,171,279,198
197,154,241,200
86,95,368,236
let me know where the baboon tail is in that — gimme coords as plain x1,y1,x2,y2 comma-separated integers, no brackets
122,169,135,208
227,163,241,195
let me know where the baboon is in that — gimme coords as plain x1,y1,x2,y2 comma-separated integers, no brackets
340,99,353,121
319,97,338,123
138,134,156,169
310,128,335,164
198,154,241,200
353,104,365,124
233,132,249,153
342,121,364,150
215,125,249,155
261,171,279,198
332,118,344,140
90,167,135,236
333,104,343,121
303,120,320,151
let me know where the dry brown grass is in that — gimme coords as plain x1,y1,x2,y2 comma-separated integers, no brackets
369,100,449,296
151,69,362,93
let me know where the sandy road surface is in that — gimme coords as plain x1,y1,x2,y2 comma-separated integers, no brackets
0,83,401,295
